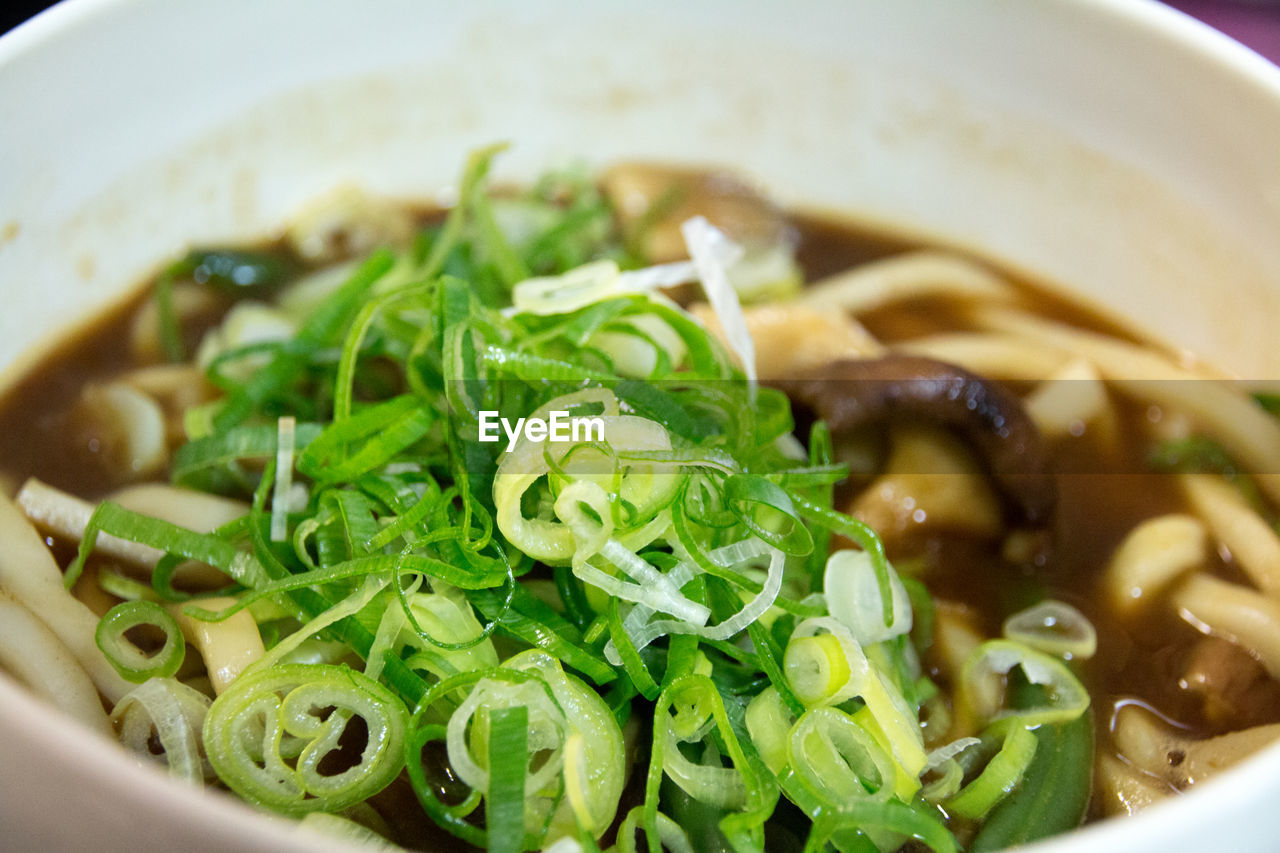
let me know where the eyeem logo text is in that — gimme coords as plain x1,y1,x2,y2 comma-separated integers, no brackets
478,410,605,452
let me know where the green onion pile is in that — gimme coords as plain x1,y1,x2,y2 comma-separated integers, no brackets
73,147,1093,852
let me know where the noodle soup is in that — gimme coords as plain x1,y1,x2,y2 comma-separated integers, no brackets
2,157,1278,850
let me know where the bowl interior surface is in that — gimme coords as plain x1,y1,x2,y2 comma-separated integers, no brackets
2,0,1280,850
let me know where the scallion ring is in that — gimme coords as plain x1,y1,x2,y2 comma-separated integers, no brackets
203,663,407,815
95,600,186,683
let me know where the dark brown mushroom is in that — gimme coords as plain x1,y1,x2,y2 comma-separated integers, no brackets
770,355,1056,525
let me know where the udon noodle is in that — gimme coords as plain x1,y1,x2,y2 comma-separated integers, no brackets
0,151,1278,850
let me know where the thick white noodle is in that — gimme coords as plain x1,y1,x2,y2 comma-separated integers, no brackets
17,478,164,569
1181,474,1280,599
1104,514,1207,614
0,592,112,736
1024,357,1113,440
0,494,131,701
1112,700,1280,792
17,478,248,589
111,482,250,533
799,250,1013,315
1096,751,1175,817
897,332,1070,380
169,595,266,695
849,426,1002,542
691,302,884,379
1172,573,1280,679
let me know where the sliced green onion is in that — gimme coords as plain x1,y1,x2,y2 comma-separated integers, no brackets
607,598,660,700
215,250,395,430
644,675,777,853
470,586,615,686
172,422,321,494
95,600,186,682
613,807,696,853
486,704,529,853
723,474,813,557
802,799,957,853
947,725,1038,820
111,677,212,784
823,549,912,645
788,706,897,805
1002,600,1097,660
98,567,160,602
203,663,407,816
298,395,438,486
960,640,1091,730
179,247,295,296
784,633,852,707
153,270,184,362
270,415,297,542
67,500,267,591
744,687,795,776
296,812,398,849
787,490,895,627
785,617,928,778
970,691,1094,850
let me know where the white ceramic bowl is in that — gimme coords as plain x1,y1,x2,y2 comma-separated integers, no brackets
3,1,1280,850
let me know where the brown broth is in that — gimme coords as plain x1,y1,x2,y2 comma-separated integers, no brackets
0,294,149,499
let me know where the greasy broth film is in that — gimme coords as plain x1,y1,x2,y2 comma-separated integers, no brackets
2,152,1279,851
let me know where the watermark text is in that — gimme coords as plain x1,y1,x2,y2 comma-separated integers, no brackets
478,410,605,452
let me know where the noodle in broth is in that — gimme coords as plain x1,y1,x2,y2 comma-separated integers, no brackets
0,154,1277,849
